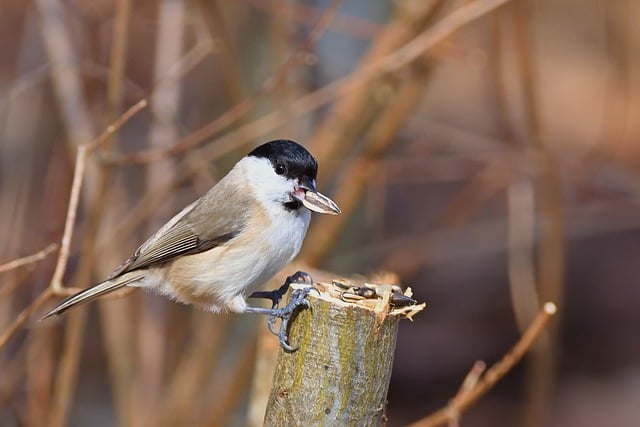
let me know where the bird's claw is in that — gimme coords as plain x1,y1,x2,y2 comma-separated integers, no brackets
247,271,316,351
288,271,314,286
249,270,313,308
267,286,316,351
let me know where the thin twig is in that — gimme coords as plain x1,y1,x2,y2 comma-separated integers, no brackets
0,244,58,275
48,99,147,295
88,98,148,152
48,145,87,295
447,361,486,427
455,361,487,399
408,302,557,427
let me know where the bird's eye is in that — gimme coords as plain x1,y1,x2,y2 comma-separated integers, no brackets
275,163,287,175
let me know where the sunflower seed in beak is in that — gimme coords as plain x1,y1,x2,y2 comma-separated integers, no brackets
302,191,341,215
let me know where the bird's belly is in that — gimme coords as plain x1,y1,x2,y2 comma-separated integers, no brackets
165,211,310,311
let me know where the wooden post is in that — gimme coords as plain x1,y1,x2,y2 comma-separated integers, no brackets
263,280,425,426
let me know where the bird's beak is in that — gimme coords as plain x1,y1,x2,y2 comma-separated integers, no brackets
296,178,341,215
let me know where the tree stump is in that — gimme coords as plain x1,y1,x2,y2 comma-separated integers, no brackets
264,279,425,426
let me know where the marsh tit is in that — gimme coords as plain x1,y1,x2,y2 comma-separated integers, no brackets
42,140,340,350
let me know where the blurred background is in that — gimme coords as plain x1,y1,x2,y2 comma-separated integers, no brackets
1,0,640,426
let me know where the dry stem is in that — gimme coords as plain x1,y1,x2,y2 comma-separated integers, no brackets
0,243,58,275
408,302,557,427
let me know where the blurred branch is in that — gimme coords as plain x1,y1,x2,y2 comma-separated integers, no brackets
0,100,146,354
149,30,215,95
247,326,281,427
261,0,344,93
0,290,52,352
510,1,564,425
196,0,246,105
267,0,301,139
488,8,517,146
48,308,87,427
112,0,343,165
303,57,435,264
408,303,557,427
0,244,57,275
195,0,513,167
342,196,640,271
309,0,447,179
48,99,148,295
25,327,54,425
82,4,134,426
602,3,632,160
158,315,231,426
47,142,89,295
136,1,185,424
202,339,258,426
35,0,95,150
106,0,131,119
507,179,540,332
382,161,511,276
0,63,51,102
447,361,487,427
47,1,134,425
115,0,512,166
251,0,381,40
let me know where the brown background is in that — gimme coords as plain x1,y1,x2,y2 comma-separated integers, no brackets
1,1,639,426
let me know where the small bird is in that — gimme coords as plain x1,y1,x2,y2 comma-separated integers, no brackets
42,139,340,350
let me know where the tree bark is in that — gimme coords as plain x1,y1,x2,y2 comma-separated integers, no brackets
264,282,421,426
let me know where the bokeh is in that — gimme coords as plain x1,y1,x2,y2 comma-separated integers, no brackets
1,0,639,426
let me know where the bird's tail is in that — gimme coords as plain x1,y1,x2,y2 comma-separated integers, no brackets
40,273,144,320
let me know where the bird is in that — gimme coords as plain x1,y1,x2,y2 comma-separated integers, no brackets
41,139,340,350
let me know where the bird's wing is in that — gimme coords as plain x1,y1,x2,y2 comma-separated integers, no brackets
109,189,248,279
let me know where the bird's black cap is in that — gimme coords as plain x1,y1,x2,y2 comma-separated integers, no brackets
248,139,318,182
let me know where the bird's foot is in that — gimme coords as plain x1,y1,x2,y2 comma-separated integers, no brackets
245,271,317,351
268,286,318,351
249,271,313,308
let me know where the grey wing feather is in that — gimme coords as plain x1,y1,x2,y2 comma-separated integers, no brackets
110,228,199,277
110,187,248,279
